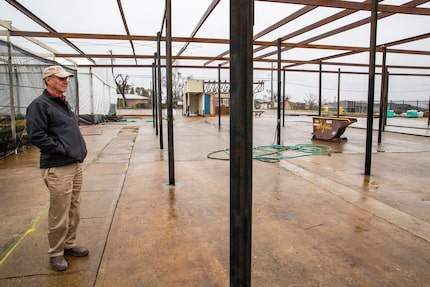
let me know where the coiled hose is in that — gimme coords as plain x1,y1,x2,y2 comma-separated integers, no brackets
207,143,332,162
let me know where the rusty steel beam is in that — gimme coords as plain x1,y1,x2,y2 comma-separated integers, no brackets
51,52,430,71
254,6,316,40
205,4,317,66
311,61,430,70
257,0,430,16
267,68,430,77
10,30,429,58
383,32,430,48
73,63,430,74
5,0,96,65
116,0,137,65
8,30,157,41
281,70,430,77
386,48,430,56
6,0,429,76
54,53,232,61
9,30,231,45
284,32,430,69
211,0,379,66
203,80,265,94
255,1,381,54
256,0,427,60
253,0,379,56
176,0,221,59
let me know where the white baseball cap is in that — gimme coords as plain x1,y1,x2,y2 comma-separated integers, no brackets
43,66,74,79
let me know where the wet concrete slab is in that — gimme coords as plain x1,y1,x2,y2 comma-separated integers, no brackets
1,110,430,286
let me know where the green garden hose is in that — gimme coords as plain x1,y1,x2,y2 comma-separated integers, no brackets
207,143,331,162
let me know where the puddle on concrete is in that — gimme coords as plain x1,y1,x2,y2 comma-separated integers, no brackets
0,146,39,169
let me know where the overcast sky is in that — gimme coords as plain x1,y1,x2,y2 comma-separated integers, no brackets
1,0,430,102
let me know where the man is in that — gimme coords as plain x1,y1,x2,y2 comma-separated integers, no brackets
26,65,89,271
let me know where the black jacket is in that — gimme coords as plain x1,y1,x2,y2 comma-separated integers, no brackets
26,89,87,168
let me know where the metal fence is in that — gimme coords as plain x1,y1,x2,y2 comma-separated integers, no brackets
322,100,429,114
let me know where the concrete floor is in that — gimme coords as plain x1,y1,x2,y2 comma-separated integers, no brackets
0,110,430,286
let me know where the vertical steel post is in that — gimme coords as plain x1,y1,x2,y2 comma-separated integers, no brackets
90,67,94,116
384,71,389,128
74,69,79,115
230,0,253,286
157,33,164,149
378,47,387,144
152,58,159,134
14,67,21,116
152,62,155,128
277,38,282,145
318,60,322,116
218,64,221,128
166,0,175,185
428,95,430,126
282,67,286,127
271,62,274,108
7,31,17,151
365,0,378,176
337,68,340,117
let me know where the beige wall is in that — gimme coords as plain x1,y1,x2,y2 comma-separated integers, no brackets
185,79,204,93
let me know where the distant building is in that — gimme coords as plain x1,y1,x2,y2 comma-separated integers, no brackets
183,79,224,116
117,94,149,107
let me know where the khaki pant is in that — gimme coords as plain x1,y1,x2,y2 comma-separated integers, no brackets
42,163,83,257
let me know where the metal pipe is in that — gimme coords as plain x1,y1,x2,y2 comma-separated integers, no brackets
337,68,340,117
428,95,430,126
282,67,286,127
365,0,379,176
166,0,175,185
218,64,221,128
157,33,164,149
277,38,282,145
152,60,158,133
271,62,274,108
378,47,387,144
7,31,17,152
90,67,94,116
384,71,389,128
230,0,253,285
13,66,21,115
150,62,157,129
151,62,154,128
318,60,322,116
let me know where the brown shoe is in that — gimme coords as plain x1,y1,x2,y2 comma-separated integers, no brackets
50,255,68,271
64,246,89,257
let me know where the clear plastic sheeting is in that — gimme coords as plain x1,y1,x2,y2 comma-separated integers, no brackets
77,67,117,124
0,39,78,116
0,39,116,154
0,39,78,155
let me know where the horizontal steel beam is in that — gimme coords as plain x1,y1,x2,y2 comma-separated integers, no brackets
257,0,430,15
10,31,430,57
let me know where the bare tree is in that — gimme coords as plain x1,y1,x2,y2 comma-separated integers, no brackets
172,70,184,106
304,93,317,110
115,74,132,107
162,69,185,107
135,87,150,97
